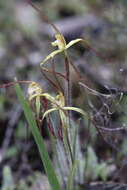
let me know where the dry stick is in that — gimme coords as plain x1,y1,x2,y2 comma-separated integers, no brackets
96,126,127,132
64,54,71,107
42,67,66,80
27,0,60,34
79,82,112,98
0,80,33,89
93,121,119,152
47,115,56,138
52,59,64,94
40,68,60,91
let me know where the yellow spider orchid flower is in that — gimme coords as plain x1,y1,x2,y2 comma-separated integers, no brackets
28,82,43,100
42,92,88,128
28,82,44,117
28,82,63,117
40,33,83,66
28,82,56,104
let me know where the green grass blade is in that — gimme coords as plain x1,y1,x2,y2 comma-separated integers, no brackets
67,160,78,190
15,83,61,190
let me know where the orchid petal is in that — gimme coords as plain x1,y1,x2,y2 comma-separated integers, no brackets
40,49,62,66
43,108,59,119
63,106,88,118
65,39,83,49
29,93,55,102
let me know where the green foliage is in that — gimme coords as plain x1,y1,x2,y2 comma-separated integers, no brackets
67,160,78,190
1,168,50,190
0,95,6,119
85,146,109,181
4,146,19,160
0,0,15,29
15,120,28,139
16,172,50,190
1,166,15,190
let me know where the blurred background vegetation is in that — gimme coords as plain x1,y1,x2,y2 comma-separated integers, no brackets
1,0,127,189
